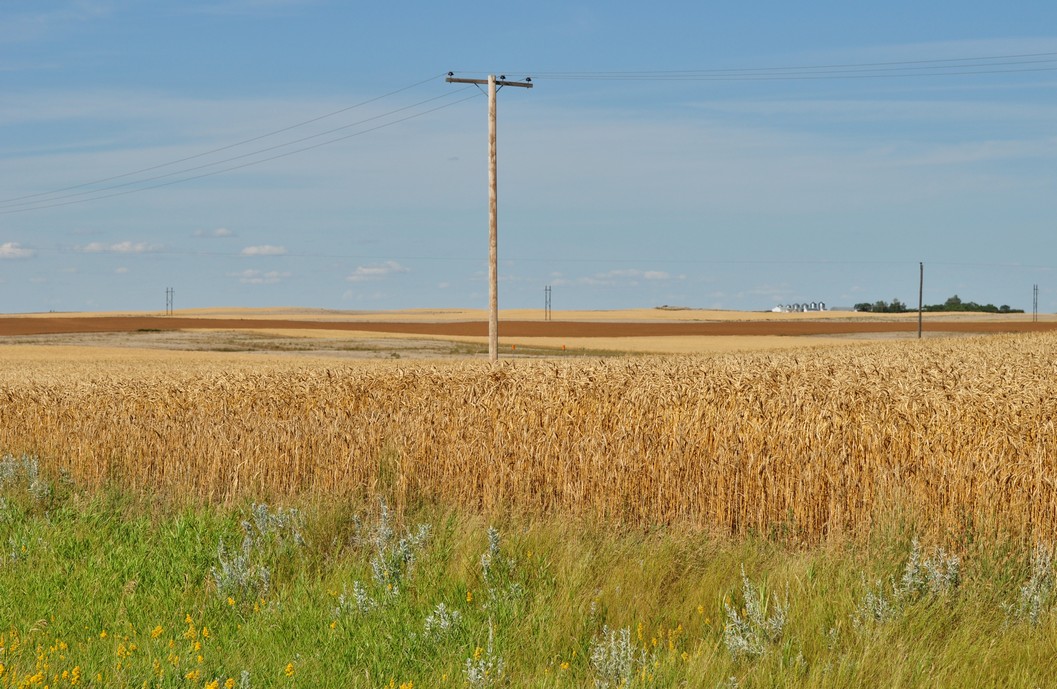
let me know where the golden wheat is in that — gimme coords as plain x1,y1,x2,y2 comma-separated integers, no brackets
1,333,1056,540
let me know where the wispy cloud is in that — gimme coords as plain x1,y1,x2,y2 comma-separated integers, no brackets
195,227,235,238
80,241,160,254
0,242,35,259
558,268,678,287
229,269,291,284
185,0,320,17
0,2,115,46
346,260,409,283
240,244,287,256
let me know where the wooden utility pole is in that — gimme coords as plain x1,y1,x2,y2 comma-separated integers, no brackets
918,262,924,339
447,73,532,361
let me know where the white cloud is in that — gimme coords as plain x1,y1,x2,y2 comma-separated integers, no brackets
575,268,674,286
346,260,409,283
80,241,160,254
229,269,291,284
240,244,287,256
114,266,129,274
0,242,35,259
195,227,235,238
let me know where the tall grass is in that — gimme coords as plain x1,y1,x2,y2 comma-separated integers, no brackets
1,332,1056,540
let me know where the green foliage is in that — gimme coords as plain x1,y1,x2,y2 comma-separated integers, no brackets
854,298,908,313
2,471,1057,687
923,294,1025,313
855,294,1025,313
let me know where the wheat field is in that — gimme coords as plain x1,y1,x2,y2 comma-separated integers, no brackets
2,332,1056,540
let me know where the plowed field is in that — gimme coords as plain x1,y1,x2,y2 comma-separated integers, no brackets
1,314,1054,337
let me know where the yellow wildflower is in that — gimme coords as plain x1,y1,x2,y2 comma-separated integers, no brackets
151,626,164,639
284,662,295,678
225,679,236,689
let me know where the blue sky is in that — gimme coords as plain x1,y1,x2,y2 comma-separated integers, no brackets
2,1,1056,314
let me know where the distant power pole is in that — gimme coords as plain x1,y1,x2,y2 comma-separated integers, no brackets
166,287,174,316
447,73,533,362
918,262,923,339
1034,283,1039,322
544,285,552,321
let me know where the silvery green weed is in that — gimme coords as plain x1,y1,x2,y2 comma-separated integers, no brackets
424,601,462,638
337,498,431,615
897,538,960,600
0,454,51,504
212,503,304,602
244,502,304,548
723,567,788,660
212,533,270,601
589,624,653,689
480,526,523,610
853,538,962,630
1004,544,1054,626
465,622,505,688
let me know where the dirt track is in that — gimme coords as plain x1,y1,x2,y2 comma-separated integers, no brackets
1,315,1054,338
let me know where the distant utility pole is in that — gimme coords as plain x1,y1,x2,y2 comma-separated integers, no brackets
918,262,924,339
1034,283,1039,322
446,72,533,362
544,285,552,321
166,287,174,316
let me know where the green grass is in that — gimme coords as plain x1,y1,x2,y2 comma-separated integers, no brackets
2,458,1057,688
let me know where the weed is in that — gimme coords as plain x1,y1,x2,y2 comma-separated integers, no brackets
465,622,505,688
723,567,787,660
1005,544,1054,626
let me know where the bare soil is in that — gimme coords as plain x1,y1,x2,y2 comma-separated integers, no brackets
0,314,1053,338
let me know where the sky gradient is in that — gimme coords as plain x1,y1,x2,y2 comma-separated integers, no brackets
2,1,1056,314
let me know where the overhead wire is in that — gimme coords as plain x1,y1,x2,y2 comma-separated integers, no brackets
0,73,449,208
0,88,480,216
9,50,1057,217
496,51,1057,81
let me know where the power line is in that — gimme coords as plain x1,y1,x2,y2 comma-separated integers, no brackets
0,73,448,207
496,51,1057,81
1,89,480,215
20,244,1057,271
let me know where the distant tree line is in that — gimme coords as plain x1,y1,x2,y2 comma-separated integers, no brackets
855,294,1023,314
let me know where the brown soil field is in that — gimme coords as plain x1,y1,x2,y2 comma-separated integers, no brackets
0,313,1054,338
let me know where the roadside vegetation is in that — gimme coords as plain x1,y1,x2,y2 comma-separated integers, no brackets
2,459,1056,688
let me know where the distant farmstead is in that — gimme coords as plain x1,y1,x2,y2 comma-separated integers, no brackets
772,302,826,313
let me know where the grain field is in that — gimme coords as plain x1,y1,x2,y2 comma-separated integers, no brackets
2,333,1056,540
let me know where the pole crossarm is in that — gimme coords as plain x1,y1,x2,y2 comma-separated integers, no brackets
446,74,533,89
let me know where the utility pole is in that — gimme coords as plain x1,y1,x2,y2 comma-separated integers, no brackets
447,73,532,361
917,262,923,339
166,287,174,316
